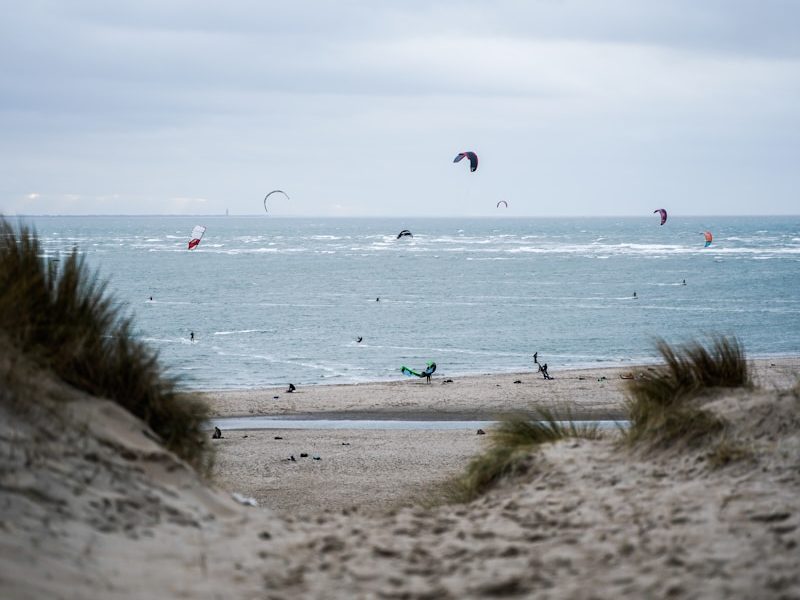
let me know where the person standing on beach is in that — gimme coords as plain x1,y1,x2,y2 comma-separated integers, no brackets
424,362,436,384
541,363,552,380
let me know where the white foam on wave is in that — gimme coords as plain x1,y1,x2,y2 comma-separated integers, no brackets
466,257,513,261
213,329,274,336
140,336,193,345
214,350,340,374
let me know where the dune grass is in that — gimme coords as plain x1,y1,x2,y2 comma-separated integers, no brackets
625,336,750,449
0,219,212,472
707,436,754,468
442,410,601,504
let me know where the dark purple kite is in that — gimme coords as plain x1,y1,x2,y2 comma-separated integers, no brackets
453,151,478,172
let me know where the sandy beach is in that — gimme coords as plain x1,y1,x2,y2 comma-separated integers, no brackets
3,355,798,598
207,358,798,516
202,359,799,420
202,365,650,421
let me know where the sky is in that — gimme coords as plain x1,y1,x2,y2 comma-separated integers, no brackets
1,1,799,217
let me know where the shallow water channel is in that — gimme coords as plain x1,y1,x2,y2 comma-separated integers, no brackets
210,417,628,431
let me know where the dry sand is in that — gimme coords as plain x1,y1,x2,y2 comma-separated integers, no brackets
205,363,632,517
212,429,485,517
208,358,799,517
2,355,798,599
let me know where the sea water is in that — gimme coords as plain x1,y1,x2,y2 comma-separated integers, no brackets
13,215,800,390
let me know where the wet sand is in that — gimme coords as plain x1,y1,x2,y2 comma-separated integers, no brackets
202,359,798,421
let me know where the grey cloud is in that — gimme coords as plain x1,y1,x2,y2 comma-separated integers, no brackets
1,1,799,216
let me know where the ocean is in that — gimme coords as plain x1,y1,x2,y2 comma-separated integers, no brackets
14,215,800,390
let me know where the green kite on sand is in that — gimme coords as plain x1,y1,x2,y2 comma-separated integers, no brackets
401,361,437,379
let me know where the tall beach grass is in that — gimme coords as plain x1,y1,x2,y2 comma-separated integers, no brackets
443,410,601,503
0,219,212,472
625,336,750,449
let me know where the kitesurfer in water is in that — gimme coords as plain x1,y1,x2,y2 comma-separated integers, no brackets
190,331,194,342
682,279,686,286
633,291,637,299
357,336,363,343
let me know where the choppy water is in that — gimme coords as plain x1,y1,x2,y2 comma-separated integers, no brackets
14,215,800,389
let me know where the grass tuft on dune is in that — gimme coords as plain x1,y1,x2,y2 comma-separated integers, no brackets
443,409,601,503
0,218,212,473
624,336,750,449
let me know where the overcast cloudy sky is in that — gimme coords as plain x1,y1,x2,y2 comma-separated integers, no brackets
1,1,798,216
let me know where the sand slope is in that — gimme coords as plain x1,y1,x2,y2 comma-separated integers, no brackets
2,354,799,599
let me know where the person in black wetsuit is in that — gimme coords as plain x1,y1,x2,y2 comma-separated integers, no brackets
540,363,552,380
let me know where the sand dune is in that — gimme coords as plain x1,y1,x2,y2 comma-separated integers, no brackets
1,356,798,598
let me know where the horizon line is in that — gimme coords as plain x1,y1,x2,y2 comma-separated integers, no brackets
4,213,799,219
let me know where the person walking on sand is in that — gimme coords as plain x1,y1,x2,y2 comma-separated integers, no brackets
541,363,552,380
